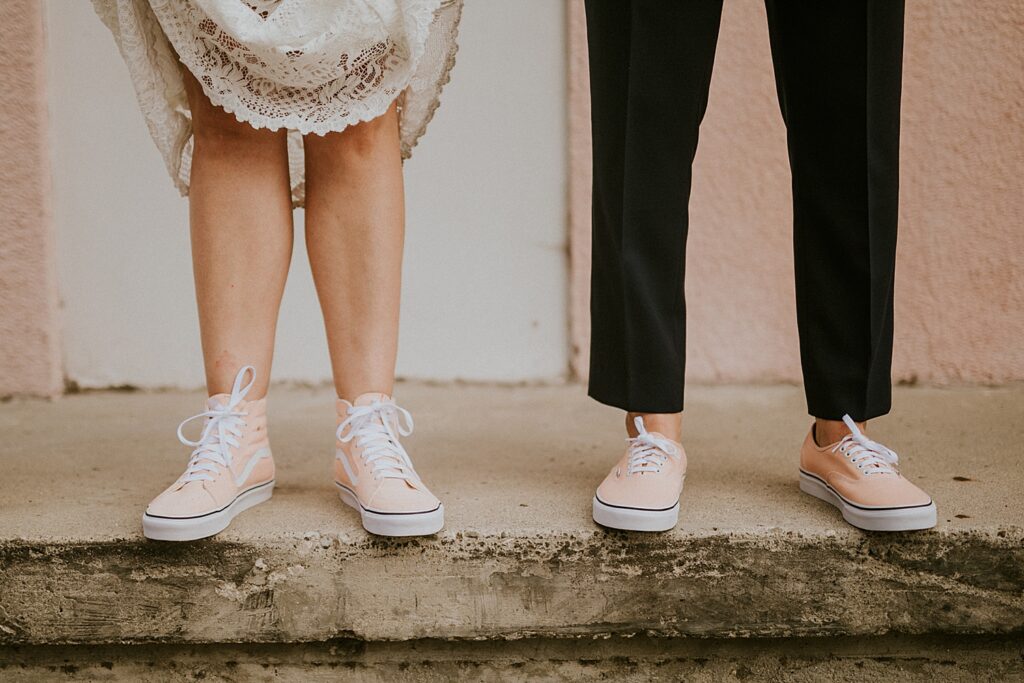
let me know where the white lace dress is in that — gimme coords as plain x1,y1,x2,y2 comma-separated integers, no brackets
93,0,463,206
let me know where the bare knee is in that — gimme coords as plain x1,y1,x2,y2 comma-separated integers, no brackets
340,110,398,156
184,70,282,152
305,105,399,164
191,104,282,153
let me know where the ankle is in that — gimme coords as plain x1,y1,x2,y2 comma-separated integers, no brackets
336,385,395,403
814,417,865,447
626,412,682,442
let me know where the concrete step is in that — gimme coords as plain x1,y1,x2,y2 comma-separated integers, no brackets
1,383,1022,647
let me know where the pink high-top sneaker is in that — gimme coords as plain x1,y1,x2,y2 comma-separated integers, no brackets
592,417,687,532
334,393,443,537
143,366,275,541
799,415,936,531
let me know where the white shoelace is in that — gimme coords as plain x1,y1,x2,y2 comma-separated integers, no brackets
176,366,254,483
830,414,899,476
337,400,418,482
625,416,680,475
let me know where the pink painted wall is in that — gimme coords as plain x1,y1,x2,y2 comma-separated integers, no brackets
569,0,1024,384
0,0,61,397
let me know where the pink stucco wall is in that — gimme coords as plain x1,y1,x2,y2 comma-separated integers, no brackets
0,0,61,397
569,0,1024,384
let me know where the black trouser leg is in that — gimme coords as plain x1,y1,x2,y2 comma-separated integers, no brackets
765,0,905,421
585,0,724,414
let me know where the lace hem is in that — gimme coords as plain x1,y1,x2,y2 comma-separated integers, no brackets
398,0,462,159
92,0,463,207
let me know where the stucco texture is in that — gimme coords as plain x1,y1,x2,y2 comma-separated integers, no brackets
0,0,61,397
569,0,1024,385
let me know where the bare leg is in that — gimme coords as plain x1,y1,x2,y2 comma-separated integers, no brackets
814,417,865,446
626,412,682,441
626,415,857,445
184,71,293,398
303,103,404,400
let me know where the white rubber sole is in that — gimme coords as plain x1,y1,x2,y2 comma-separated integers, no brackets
592,495,680,532
799,472,936,531
336,483,444,537
142,480,275,541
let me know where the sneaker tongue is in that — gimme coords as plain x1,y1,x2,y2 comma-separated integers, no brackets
353,392,393,407
206,393,232,410
643,431,680,450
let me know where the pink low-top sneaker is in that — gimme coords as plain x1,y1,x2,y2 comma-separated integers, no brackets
593,417,687,532
799,415,936,531
334,393,443,537
143,366,275,541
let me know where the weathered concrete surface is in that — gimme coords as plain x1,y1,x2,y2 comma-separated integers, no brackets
0,383,1022,645
1,635,1022,682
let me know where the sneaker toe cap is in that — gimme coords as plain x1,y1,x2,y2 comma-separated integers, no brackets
845,476,933,509
596,477,680,511
365,480,440,514
146,483,219,518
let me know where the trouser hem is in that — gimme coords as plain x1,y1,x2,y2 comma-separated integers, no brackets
587,384,684,415
807,401,892,423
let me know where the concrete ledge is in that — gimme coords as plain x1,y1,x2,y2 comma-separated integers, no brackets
1,383,1022,645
